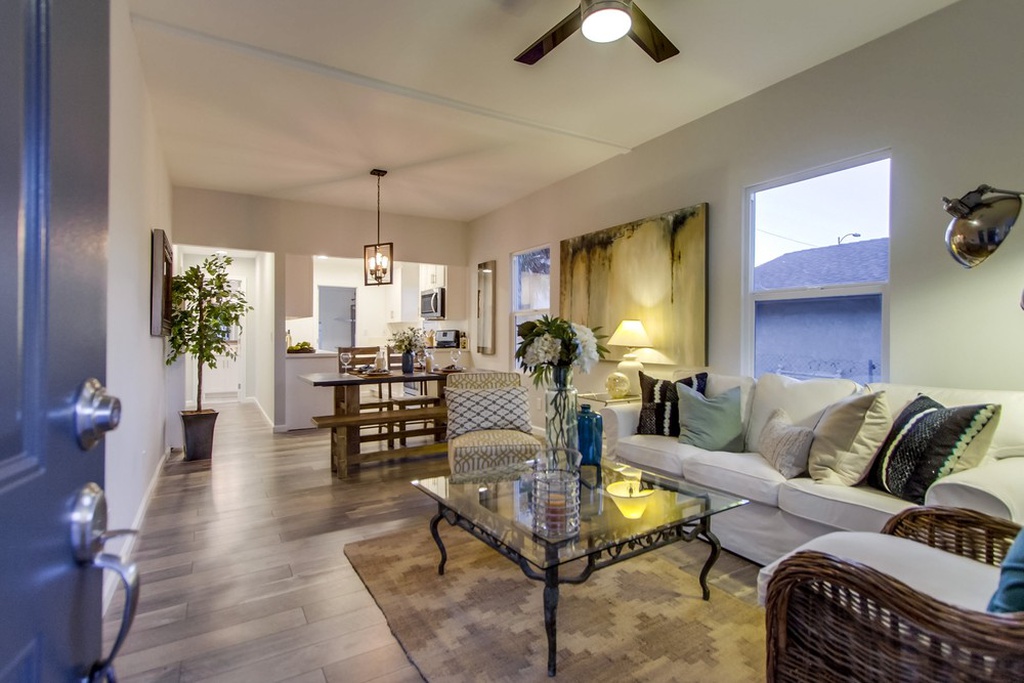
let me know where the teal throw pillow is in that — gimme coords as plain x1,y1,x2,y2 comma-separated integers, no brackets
988,528,1024,613
676,383,743,452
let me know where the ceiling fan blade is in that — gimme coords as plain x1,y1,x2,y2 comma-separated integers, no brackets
514,7,582,65
628,3,680,63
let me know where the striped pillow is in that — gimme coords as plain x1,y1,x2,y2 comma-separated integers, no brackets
867,395,1001,504
637,371,707,436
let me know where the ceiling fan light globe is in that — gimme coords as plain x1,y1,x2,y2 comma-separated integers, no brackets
581,1,632,43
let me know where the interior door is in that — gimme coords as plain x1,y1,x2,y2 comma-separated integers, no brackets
0,2,125,680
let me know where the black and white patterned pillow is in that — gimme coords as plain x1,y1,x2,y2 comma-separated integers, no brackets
867,395,1001,504
446,387,531,439
637,371,708,436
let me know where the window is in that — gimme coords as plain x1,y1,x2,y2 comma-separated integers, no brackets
511,246,551,360
749,156,890,383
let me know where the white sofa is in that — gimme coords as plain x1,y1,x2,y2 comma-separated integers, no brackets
601,372,1024,566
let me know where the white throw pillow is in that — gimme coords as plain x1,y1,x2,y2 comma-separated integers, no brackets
746,373,860,453
446,387,531,439
808,391,891,486
759,408,814,479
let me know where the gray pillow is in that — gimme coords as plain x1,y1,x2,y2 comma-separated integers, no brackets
759,408,814,478
677,383,743,452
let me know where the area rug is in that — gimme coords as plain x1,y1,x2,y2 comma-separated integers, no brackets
344,526,765,682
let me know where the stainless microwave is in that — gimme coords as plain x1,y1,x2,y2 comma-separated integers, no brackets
420,287,446,319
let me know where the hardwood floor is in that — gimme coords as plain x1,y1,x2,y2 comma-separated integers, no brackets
106,400,759,682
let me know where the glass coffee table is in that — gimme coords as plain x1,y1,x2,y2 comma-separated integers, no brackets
412,462,749,676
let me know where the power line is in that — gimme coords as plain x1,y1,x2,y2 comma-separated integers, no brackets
755,229,818,248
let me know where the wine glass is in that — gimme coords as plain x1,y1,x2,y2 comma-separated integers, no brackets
340,351,352,375
449,348,462,370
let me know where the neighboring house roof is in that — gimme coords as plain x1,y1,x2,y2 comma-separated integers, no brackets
754,238,889,290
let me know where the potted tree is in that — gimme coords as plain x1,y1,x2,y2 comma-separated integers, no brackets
165,253,251,461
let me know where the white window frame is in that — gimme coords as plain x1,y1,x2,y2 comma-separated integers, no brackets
742,152,891,380
510,244,552,370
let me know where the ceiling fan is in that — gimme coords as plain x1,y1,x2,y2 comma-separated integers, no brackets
515,0,679,65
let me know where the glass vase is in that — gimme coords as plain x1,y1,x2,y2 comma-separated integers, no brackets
577,403,603,468
545,366,578,451
401,350,414,374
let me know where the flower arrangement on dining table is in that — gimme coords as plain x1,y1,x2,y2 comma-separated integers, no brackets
515,315,608,451
388,327,426,354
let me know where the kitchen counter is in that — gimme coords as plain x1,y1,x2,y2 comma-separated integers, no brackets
284,352,336,430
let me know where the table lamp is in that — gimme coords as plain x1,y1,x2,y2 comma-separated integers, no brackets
606,319,652,395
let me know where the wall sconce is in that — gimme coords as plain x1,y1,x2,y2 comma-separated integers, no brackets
364,168,394,286
943,184,1024,307
607,319,652,395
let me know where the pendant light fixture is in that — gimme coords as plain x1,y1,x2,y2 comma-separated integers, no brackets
364,168,394,286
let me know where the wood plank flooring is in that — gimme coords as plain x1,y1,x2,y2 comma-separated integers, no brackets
106,400,760,682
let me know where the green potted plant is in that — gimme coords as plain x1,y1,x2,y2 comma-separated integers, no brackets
165,253,252,460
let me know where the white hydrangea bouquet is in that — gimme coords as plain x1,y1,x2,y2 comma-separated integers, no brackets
515,315,607,387
388,326,425,354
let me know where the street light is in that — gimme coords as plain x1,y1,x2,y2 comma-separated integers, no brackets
837,232,861,244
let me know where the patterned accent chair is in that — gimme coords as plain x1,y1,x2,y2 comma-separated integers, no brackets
445,372,542,480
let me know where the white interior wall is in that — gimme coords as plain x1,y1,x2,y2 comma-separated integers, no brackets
104,0,173,593
253,252,276,425
468,0,1024,394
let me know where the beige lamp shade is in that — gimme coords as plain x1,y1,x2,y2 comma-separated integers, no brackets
607,319,652,395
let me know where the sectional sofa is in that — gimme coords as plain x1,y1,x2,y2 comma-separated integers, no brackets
600,372,1024,566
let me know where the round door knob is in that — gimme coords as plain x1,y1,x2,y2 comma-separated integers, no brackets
75,378,122,450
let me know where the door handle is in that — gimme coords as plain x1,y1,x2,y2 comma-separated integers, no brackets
71,484,140,683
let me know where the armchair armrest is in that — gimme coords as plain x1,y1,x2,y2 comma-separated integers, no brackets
882,506,1021,567
765,550,1024,683
598,404,642,458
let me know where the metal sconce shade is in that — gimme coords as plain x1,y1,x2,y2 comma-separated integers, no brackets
581,0,632,43
943,185,1023,269
364,168,394,286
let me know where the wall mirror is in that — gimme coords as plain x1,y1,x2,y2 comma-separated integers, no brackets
476,260,496,355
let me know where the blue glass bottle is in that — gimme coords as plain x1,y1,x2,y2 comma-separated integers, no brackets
577,403,603,469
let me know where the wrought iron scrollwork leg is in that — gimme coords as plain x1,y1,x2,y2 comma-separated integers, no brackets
429,505,448,575
698,525,721,601
544,566,559,676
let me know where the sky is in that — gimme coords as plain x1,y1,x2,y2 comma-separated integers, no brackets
753,158,891,265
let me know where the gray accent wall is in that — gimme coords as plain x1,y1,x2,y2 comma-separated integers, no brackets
466,0,1024,393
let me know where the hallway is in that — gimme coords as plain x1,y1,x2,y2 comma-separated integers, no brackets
106,401,447,682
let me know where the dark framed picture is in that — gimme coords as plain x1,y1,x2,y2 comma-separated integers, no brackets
150,228,173,336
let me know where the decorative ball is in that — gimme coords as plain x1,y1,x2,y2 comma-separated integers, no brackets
605,372,630,398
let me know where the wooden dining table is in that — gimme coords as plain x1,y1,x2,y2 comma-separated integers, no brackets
300,370,450,478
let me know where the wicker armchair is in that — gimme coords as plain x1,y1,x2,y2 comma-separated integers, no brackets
765,506,1024,682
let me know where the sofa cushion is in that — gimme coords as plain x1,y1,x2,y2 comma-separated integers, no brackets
778,477,912,533
678,384,743,452
746,373,860,453
759,409,814,479
613,435,706,478
637,371,707,437
867,395,1001,504
868,383,1024,460
808,391,892,486
757,531,1001,609
682,450,786,507
445,386,531,439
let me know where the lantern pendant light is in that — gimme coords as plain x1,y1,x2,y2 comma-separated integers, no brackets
363,168,393,286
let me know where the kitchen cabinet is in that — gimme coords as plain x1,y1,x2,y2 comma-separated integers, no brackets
419,263,446,290
386,262,420,322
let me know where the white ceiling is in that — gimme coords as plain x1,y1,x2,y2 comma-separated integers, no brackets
128,0,959,222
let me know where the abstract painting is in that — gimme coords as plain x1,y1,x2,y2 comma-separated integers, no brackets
560,204,707,367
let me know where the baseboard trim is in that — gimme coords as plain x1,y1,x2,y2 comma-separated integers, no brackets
101,447,170,615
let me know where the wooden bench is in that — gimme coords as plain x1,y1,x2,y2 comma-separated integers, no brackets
312,406,448,477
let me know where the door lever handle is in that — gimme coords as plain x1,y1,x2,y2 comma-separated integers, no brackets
70,484,140,682
85,552,140,683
